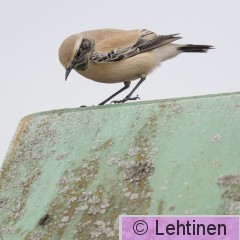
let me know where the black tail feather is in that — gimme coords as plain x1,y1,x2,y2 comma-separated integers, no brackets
178,44,214,53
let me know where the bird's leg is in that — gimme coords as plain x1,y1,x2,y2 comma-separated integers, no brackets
112,76,146,104
98,81,130,105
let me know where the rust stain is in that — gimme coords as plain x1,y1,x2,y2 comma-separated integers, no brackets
0,115,32,189
74,180,153,239
158,200,165,214
132,115,158,162
35,156,100,239
94,139,113,151
158,103,168,109
168,205,176,211
20,172,41,200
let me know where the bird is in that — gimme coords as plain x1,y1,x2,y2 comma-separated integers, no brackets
59,28,213,105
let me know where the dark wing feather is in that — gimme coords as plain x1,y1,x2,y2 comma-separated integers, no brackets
90,30,181,63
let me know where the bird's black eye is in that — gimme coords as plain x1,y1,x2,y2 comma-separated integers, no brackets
81,39,92,52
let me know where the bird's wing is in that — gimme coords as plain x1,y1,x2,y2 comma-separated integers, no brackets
90,29,181,63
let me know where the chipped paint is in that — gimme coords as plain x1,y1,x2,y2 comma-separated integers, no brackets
0,92,240,239
212,133,222,143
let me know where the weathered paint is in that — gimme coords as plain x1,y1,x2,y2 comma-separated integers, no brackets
0,92,240,239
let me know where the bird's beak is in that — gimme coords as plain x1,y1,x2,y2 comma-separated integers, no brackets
65,67,73,81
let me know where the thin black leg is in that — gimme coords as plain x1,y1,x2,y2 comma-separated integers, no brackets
112,76,146,104
98,82,130,105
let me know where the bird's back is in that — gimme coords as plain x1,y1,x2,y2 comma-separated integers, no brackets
82,28,140,52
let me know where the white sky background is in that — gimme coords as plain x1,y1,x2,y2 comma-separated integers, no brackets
0,0,240,166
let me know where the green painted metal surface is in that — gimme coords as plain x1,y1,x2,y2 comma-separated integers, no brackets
0,92,240,239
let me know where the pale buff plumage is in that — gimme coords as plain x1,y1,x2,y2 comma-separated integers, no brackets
59,29,181,83
59,28,213,104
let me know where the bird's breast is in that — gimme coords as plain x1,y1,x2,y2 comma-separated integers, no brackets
75,51,160,83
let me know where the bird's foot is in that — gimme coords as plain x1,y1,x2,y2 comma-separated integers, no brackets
111,95,140,104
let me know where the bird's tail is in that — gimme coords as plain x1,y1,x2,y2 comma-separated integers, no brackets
178,44,214,53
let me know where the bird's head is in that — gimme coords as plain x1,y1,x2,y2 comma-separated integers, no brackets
59,34,92,80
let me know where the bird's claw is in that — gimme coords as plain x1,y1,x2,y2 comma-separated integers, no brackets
111,95,140,104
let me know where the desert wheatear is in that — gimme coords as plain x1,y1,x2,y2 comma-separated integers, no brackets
59,29,213,105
